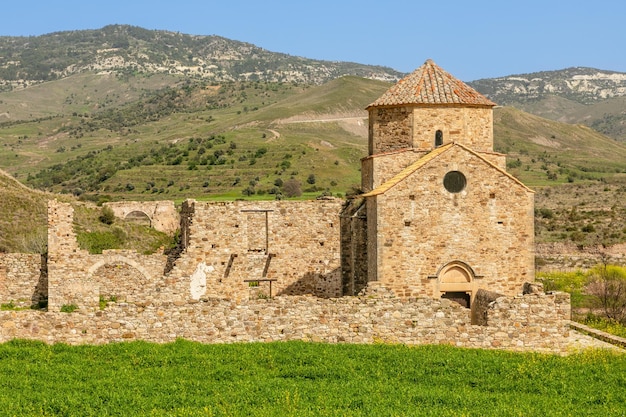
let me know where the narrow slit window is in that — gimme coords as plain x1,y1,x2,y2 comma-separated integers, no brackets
435,130,443,147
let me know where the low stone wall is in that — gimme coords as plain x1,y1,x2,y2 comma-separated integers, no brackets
0,291,573,353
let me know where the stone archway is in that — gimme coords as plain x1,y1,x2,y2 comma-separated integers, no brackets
88,256,152,303
437,261,475,308
125,210,152,227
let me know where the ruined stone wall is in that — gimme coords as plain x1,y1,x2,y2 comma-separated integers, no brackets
340,199,368,295
167,199,343,301
0,290,573,353
104,201,179,235
369,146,534,299
0,253,46,307
47,200,169,311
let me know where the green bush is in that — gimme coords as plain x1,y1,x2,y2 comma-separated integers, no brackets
536,269,590,308
99,206,115,225
60,304,78,313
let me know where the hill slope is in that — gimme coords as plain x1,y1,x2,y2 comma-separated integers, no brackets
2,75,626,201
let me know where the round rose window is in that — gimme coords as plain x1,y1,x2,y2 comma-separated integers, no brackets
443,171,466,193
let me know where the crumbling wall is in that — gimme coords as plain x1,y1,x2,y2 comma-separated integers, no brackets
340,199,368,295
0,253,46,307
103,201,179,235
167,199,343,301
47,200,168,311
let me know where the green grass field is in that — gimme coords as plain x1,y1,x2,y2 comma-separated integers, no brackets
0,340,624,416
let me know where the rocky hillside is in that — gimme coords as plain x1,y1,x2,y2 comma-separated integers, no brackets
470,68,626,141
0,25,402,92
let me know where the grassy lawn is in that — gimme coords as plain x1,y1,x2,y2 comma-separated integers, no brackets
0,340,624,416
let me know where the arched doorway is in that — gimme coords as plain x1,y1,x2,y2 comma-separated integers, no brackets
437,261,474,308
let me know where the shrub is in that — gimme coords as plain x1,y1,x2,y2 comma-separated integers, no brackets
99,206,115,225
586,263,626,323
60,304,78,313
536,270,589,308
536,208,554,219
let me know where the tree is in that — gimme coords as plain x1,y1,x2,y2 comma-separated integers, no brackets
282,179,302,198
586,256,626,324
307,174,316,185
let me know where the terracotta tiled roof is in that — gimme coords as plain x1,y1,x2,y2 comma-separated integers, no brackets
367,59,496,108
361,143,532,198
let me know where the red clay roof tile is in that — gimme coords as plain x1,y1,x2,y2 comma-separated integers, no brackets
367,59,496,108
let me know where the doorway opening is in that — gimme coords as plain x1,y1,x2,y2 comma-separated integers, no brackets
441,291,471,308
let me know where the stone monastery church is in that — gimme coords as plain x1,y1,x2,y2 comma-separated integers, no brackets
341,59,535,305
1,60,573,352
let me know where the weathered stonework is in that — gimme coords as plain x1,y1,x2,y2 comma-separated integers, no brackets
104,200,179,235
168,199,343,301
366,145,534,300
0,253,46,307
0,290,576,353
368,105,494,154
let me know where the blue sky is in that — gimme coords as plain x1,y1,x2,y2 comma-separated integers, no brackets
3,0,625,81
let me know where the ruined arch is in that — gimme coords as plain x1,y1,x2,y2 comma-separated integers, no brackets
125,210,152,227
87,256,152,302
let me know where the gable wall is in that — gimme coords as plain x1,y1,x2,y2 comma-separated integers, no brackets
369,147,534,298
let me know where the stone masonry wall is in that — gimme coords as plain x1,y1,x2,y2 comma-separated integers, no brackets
368,105,494,156
369,146,534,299
362,150,506,194
0,253,46,307
0,290,573,353
166,199,344,301
104,201,179,235
361,150,428,192
47,200,169,311
411,106,494,153
369,106,413,154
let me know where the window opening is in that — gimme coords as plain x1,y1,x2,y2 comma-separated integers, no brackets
242,210,272,253
443,171,466,193
435,130,443,147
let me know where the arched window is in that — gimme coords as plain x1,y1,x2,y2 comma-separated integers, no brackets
435,130,443,147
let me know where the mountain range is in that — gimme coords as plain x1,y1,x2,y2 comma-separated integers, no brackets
0,24,402,90
469,68,626,141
